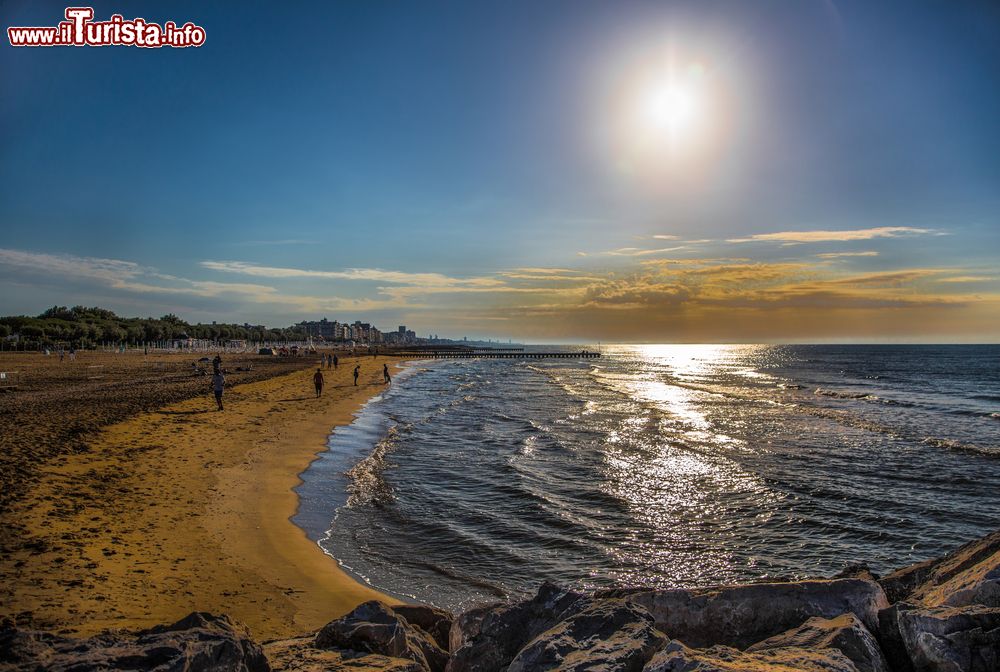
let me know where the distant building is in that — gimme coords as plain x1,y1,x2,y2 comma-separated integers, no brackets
294,318,420,345
298,318,340,340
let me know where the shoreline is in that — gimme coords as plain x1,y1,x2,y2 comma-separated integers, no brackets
2,355,401,639
294,360,427,607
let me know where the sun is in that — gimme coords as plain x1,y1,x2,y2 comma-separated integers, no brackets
604,52,716,167
637,84,700,138
594,40,732,180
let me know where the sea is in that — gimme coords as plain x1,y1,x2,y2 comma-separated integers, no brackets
293,344,1000,612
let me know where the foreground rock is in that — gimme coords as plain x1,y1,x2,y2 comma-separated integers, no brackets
393,605,453,653
265,635,423,672
644,640,859,672
7,529,1000,671
875,530,1000,672
507,598,666,672
621,577,888,649
0,612,269,672
315,601,449,672
878,602,1000,672
448,582,587,671
747,613,888,672
880,530,1000,608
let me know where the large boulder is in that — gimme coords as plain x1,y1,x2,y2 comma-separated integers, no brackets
447,582,587,672
747,613,888,672
626,578,888,649
643,640,859,672
507,598,667,672
0,612,269,671
265,635,424,672
915,556,1000,610
315,601,448,672
877,602,1000,672
449,603,501,655
880,531,1000,606
392,605,454,652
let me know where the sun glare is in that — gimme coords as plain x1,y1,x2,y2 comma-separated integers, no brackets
638,84,699,137
597,45,724,177
628,61,709,157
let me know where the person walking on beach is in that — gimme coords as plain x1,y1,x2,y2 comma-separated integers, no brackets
353,365,360,386
333,354,338,369
313,368,325,397
383,363,391,385
212,369,226,411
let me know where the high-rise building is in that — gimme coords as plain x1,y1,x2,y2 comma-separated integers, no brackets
297,318,340,339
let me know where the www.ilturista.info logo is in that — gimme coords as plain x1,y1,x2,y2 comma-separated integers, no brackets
8,7,206,48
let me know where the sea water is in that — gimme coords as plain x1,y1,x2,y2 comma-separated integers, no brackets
294,344,1000,611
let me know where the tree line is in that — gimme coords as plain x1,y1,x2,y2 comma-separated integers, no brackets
0,306,308,349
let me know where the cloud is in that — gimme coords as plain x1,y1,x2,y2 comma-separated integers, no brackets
376,283,589,302
727,226,933,244
590,246,688,257
582,277,690,308
651,235,714,244
0,248,140,282
821,269,942,286
473,260,993,326
816,251,880,259
0,248,408,313
510,267,580,275
936,275,995,283
200,260,505,288
0,248,277,300
500,268,604,282
3,246,996,341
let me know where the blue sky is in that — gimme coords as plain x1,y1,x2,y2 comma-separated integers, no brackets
1,1,998,341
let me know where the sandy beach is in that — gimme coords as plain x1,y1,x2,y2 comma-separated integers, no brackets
0,352,399,639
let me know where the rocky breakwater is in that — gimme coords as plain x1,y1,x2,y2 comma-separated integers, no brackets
3,529,999,671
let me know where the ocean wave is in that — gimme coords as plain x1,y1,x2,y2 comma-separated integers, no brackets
814,388,880,401
814,388,972,413
402,558,509,598
795,403,997,457
345,424,404,507
527,418,552,433
525,362,592,400
950,408,1000,419
920,436,998,457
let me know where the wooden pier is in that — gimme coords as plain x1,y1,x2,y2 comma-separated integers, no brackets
389,350,600,359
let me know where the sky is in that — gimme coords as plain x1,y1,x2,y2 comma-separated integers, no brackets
1,0,999,342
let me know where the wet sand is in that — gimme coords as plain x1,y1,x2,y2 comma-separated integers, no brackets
0,352,399,638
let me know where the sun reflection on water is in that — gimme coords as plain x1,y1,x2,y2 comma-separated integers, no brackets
590,344,782,587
